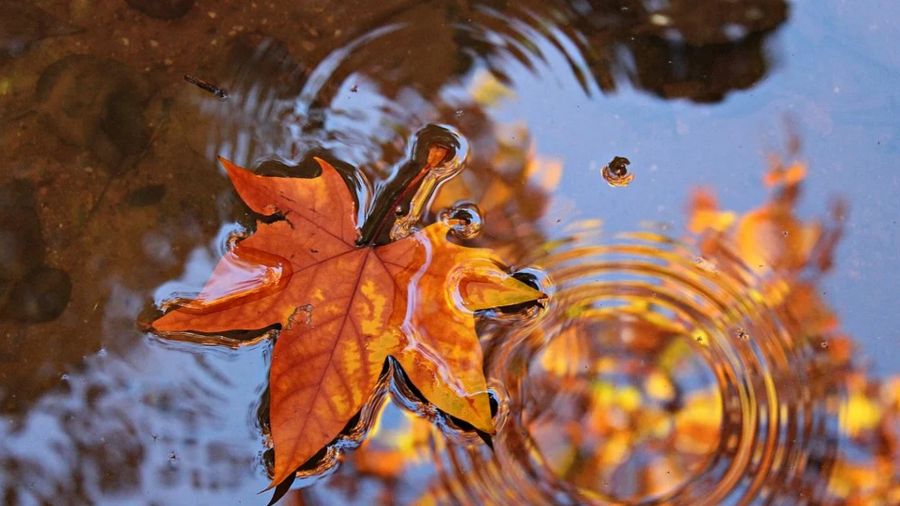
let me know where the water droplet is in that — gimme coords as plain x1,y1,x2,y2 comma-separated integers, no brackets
454,109,464,117
736,328,750,341
439,202,483,239
602,156,634,187
819,340,829,349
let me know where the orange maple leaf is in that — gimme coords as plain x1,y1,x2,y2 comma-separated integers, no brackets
151,157,543,487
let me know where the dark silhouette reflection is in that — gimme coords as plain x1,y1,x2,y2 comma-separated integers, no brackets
610,34,777,102
168,0,789,173
569,0,788,101
299,0,788,105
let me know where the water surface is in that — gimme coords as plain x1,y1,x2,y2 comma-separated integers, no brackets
1,1,898,504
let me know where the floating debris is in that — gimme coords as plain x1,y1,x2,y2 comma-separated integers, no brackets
184,74,228,100
602,156,634,187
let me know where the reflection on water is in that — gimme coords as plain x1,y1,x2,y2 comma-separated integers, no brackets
171,0,790,172
0,0,897,504
479,223,844,504
294,159,897,505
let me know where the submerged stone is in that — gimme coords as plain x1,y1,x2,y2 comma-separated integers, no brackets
0,181,45,281
125,184,167,207
36,55,150,173
2,267,72,323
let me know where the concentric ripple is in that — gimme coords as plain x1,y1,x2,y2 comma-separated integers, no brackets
434,225,843,505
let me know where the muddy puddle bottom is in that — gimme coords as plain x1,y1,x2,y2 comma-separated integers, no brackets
1,1,898,505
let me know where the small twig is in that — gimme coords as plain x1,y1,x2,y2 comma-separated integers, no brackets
184,74,229,100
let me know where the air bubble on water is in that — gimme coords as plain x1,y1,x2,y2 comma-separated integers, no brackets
440,202,483,239
602,156,635,187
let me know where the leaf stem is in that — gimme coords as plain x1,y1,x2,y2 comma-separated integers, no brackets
358,125,468,245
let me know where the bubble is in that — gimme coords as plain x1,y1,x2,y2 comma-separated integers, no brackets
439,202,483,240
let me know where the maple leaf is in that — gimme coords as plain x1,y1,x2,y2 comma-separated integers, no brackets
151,156,543,487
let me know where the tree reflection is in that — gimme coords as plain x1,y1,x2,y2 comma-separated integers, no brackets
299,0,788,104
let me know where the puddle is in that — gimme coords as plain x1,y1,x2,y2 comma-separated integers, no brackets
0,0,898,504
